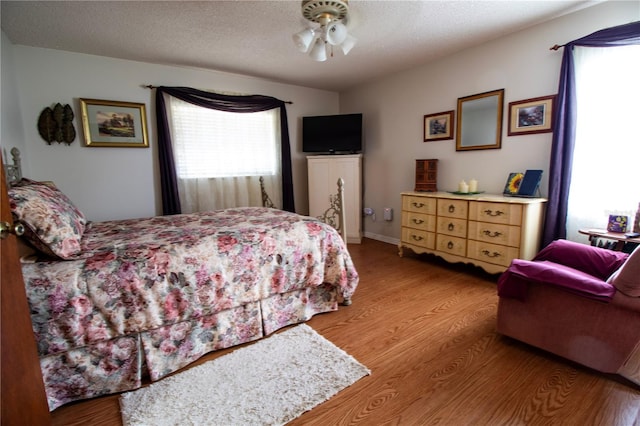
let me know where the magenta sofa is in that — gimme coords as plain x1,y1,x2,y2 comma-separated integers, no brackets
497,239,640,385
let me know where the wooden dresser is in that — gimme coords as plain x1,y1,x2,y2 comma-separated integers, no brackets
399,191,546,274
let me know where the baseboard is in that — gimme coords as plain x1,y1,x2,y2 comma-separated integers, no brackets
363,232,399,246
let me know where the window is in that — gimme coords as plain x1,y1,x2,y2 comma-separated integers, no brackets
567,44,640,238
170,97,280,179
165,96,282,212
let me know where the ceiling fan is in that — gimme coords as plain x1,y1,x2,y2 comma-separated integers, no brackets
292,0,357,61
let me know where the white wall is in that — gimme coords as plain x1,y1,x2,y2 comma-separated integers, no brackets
1,31,28,171
3,40,339,221
340,1,639,242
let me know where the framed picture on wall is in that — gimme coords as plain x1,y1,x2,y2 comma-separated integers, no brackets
80,98,149,147
507,95,556,136
424,110,454,141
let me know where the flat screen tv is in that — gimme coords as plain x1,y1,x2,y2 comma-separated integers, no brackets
302,113,363,154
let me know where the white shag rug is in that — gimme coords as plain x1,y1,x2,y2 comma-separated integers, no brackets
119,324,370,426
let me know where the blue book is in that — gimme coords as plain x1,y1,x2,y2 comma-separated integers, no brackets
517,170,543,197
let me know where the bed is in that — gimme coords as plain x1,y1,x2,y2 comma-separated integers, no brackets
5,149,359,411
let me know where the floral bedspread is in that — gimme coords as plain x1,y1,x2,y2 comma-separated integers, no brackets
22,207,359,358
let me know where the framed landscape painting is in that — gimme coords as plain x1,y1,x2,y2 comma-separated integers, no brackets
424,110,454,141
508,95,555,136
80,98,149,147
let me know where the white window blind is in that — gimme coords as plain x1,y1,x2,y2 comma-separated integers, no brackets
169,98,279,179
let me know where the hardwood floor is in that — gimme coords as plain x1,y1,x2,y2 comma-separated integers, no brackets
51,238,640,425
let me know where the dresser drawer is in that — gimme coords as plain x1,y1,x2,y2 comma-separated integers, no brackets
402,227,436,249
467,240,519,267
403,196,437,215
402,211,436,232
468,221,521,248
436,216,467,238
469,201,523,226
437,199,468,219
436,234,466,256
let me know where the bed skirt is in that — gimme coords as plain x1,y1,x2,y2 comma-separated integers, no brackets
42,284,339,410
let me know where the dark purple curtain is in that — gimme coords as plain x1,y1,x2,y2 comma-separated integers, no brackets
542,21,640,247
155,86,295,214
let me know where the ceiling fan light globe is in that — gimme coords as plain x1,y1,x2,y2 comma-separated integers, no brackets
326,21,348,45
309,38,327,61
340,33,357,55
293,28,315,52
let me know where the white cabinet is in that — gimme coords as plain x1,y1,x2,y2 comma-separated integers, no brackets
307,155,362,244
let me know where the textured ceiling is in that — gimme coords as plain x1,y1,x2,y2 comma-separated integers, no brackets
1,1,602,92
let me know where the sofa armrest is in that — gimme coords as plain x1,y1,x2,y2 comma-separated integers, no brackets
498,259,616,302
534,239,628,280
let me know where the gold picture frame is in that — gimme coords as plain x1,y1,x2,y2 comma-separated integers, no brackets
456,89,504,151
424,110,454,141
80,98,149,147
508,95,556,136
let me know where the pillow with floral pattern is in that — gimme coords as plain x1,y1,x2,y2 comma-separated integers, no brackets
8,179,86,259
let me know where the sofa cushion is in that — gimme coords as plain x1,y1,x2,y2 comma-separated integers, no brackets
608,246,640,297
498,259,616,302
534,239,628,281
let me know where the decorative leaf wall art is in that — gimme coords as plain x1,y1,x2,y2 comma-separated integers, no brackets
38,103,76,145
61,104,76,144
37,106,55,143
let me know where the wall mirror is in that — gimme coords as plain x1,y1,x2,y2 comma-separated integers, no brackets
456,89,504,151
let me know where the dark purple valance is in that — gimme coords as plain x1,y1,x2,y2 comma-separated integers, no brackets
155,86,295,215
542,21,640,247
568,20,640,47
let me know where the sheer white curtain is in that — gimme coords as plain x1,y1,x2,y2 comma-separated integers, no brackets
167,96,282,213
566,44,640,240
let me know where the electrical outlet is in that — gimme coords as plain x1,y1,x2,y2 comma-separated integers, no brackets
383,208,393,221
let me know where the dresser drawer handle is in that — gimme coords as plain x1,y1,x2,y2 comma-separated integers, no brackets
448,205,455,213
447,241,454,249
412,218,424,225
483,209,504,217
411,234,424,241
481,249,502,258
482,230,503,238
448,223,455,231
412,202,425,208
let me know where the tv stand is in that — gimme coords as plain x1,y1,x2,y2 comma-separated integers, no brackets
313,151,361,155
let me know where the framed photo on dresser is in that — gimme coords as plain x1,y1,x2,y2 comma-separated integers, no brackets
503,172,523,195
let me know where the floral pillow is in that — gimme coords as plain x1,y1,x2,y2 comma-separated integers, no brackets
8,180,86,259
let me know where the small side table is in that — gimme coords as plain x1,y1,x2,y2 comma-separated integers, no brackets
579,229,640,251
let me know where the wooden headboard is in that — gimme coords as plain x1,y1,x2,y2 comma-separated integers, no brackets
3,147,22,185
